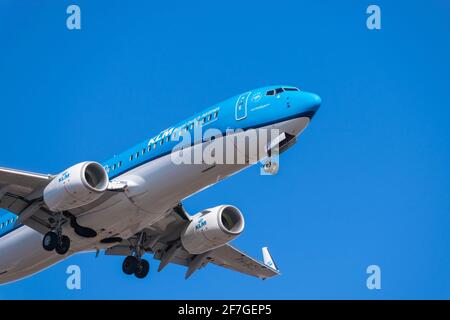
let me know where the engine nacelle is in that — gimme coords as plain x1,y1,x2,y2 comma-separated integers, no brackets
181,205,245,254
44,161,109,212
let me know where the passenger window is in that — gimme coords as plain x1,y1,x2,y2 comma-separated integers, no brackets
148,145,152,152
130,155,133,161
160,139,164,145
153,143,156,149
208,114,212,121
166,136,170,142
118,161,122,167
214,111,218,118
190,123,194,130
135,152,139,158
142,148,146,155
112,164,117,170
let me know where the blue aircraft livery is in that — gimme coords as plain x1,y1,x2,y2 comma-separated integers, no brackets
0,85,321,284
101,86,319,180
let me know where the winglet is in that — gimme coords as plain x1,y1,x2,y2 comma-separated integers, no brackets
262,247,278,271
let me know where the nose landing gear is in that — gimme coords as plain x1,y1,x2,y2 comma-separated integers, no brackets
262,159,279,175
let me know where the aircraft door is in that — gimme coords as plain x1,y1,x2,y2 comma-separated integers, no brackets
235,92,251,120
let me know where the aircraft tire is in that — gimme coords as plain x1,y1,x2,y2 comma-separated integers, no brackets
134,259,150,279
42,231,58,251
55,235,70,255
122,256,138,275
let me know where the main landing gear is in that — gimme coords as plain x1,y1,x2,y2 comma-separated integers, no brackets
42,213,71,255
122,232,150,279
43,232,70,255
122,256,150,279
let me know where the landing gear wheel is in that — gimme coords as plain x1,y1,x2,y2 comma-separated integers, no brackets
55,235,71,255
42,232,58,251
134,259,150,279
122,256,138,275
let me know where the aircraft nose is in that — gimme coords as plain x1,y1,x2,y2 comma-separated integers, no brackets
297,92,321,119
307,92,321,112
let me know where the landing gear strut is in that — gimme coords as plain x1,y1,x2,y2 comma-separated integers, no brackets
42,213,71,255
122,232,150,279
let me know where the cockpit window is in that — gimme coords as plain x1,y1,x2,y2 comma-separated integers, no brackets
283,87,299,91
266,88,284,96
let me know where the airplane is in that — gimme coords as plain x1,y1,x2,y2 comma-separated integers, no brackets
0,85,321,284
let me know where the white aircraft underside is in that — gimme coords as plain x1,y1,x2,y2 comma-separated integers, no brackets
0,107,312,284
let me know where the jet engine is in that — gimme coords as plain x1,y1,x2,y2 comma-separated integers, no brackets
44,161,109,212
181,205,245,254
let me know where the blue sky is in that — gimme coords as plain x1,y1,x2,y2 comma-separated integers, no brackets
1,0,450,299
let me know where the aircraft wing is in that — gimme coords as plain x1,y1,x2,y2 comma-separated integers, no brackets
0,166,118,235
0,167,54,233
209,244,279,279
0,167,53,203
105,204,280,280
